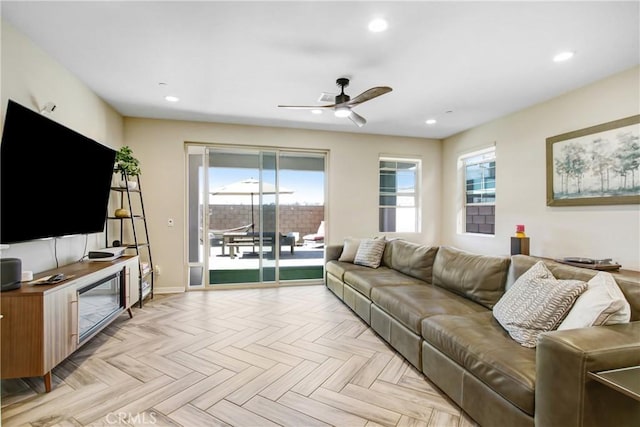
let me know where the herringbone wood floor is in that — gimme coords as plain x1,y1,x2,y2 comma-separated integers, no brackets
1,285,477,427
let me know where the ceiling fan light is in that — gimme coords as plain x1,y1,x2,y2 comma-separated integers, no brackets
334,107,351,118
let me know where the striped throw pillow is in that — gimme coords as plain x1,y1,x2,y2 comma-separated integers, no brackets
354,238,386,268
493,261,588,348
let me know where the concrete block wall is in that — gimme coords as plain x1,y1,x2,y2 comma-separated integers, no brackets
466,205,495,235
210,205,324,243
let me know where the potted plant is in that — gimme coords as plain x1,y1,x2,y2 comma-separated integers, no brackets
115,146,141,188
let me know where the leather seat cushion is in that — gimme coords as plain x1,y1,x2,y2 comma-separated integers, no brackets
421,311,536,415
371,285,486,334
325,260,368,281
345,268,426,298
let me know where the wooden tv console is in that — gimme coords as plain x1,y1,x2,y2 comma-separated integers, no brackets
0,256,139,392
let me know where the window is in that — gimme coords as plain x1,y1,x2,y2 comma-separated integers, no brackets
379,157,420,232
462,148,496,235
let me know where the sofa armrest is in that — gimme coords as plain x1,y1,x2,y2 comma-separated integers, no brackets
535,322,640,427
325,245,343,262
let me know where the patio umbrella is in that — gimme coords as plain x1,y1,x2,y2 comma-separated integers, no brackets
210,178,294,253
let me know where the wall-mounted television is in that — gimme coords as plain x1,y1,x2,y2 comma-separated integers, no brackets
1,99,116,244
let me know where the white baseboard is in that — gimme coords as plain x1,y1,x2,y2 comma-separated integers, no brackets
153,286,185,294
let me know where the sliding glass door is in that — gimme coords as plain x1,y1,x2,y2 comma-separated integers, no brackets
186,145,326,287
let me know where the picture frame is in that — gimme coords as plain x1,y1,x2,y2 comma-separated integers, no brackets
546,115,640,206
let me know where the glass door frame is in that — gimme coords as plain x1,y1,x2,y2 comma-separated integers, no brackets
186,142,328,289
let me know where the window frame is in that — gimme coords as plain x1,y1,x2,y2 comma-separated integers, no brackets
378,156,421,233
460,147,496,236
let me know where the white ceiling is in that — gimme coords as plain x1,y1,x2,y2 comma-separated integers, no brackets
2,1,639,139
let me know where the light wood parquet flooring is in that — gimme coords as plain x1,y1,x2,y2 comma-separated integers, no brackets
1,285,478,427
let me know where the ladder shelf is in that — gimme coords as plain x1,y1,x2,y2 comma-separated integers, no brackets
105,171,154,308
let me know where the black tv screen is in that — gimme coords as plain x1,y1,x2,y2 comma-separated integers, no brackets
1,100,117,244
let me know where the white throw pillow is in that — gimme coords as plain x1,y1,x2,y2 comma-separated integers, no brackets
338,238,362,262
557,271,631,330
493,261,588,348
353,238,386,268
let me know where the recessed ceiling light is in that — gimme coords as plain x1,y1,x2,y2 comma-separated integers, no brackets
426,119,437,125
553,51,575,62
368,18,388,33
164,95,179,102
311,109,323,115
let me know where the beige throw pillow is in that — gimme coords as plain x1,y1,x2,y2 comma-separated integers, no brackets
354,238,386,268
557,271,631,330
492,261,588,348
338,238,362,262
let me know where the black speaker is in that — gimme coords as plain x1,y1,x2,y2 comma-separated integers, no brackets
1,258,22,292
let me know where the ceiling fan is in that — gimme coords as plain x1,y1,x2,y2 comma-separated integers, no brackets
278,78,392,127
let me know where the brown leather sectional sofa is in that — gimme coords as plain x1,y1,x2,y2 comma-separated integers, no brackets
325,240,640,427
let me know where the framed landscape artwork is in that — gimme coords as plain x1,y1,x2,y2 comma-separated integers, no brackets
546,115,640,206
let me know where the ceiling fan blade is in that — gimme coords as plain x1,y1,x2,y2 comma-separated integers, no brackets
277,104,335,109
348,111,367,127
344,86,392,107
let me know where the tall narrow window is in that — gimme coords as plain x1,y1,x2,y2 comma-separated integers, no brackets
462,148,496,235
379,157,420,232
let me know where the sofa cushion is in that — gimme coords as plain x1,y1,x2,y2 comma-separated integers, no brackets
421,312,536,416
432,246,510,309
493,261,588,348
344,268,426,298
558,271,631,330
325,260,369,281
381,239,439,283
371,284,487,334
338,237,362,262
354,238,386,268
508,254,640,321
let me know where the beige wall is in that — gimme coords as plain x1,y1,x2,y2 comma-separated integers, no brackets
4,18,638,285
0,21,124,273
123,118,441,291
441,66,640,270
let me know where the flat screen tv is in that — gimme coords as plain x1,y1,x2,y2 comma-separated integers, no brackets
1,99,117,244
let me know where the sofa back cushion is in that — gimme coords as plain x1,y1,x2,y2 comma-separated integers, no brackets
381,239,439,283
508,255,640,321
432,246,510,309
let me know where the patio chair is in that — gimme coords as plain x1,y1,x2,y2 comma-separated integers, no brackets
303,221,325,247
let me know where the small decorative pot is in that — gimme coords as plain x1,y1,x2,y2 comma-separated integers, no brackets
118,180,137,190
114,208,131,218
